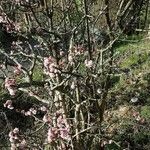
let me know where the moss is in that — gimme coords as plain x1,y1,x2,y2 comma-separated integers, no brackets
140,106,150,119
32,66,43,81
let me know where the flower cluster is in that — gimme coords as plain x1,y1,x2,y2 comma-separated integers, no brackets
24,108,37,116
9,128,27,150
71,45,85,56
68,45,86,65
56,114,70,140
5,78,17,96
0,11,21,33
3,100,14,109
15,107,37,117
47,127,58,143
44,56,60,77
46,110,71,143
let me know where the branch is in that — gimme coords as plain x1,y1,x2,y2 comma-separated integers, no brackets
18,87,49,104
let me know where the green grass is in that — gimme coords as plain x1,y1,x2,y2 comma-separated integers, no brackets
141,106,150,119
111,35,150,97
32,66,43,81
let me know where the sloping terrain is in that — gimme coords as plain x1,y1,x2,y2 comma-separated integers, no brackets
103,35,150,150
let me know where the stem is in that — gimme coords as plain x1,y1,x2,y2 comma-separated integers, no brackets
75,82,80,141
84,0,92,59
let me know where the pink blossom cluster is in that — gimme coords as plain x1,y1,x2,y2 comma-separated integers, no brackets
44,56,60,77
1,20,20,33
47,127,59,143
24,107,37,116
46,111,71,143
68,45,85,64
73,45,85,55
43,111,70,143
56,114,70,140
0,12,21,32
9,128,27,150
3,100,14,109
5,78,17,96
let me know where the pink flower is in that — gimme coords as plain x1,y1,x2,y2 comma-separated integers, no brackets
5,78,17,95
0,64,6,69
132,111,139,117
43,56,59,77
57,115,67,128
3,100,14,109
29,108,37,115
43,114,51,123
25,111,32,116
14,22,21,32
13,128,19,134
4,100,12,107
19,139,27,149
21,110,25,114
44,57,50,68
40,106,47,112
47,127,58,143
10,143,16,150
5,78,16,88
9,131,14,138
9,128,27,150
7,88,17,96
7,105,14,110
59,127,70,140
44,56,54,69
9,137,15,143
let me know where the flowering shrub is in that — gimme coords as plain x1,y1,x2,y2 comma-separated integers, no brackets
0,0,148,149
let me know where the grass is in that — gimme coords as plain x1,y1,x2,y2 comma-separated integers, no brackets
109,34,150,111
32,66,44,81
140,106,150,119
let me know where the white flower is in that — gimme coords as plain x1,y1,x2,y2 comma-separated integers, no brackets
97,88,102,94
130,97,138,103
136,116,141,121
84,59,93,68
